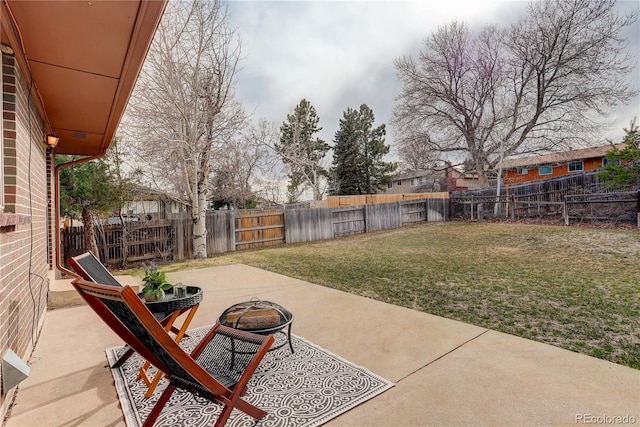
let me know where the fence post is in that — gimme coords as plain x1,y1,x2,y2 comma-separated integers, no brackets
470,196,475,220
510,195,516,221
563,198,569,226
363,204,368,233
173,217,184,261
637,190,640,229
228,211,236,252
477,203,483,223
124,223,133,266
280,209,286,243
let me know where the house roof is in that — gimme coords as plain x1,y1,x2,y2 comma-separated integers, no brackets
132,185,189,205
1,0,166,156
501,143,625,169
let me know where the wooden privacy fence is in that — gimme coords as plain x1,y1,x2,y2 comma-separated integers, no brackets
62,197,450,267
61,226,89,263
325,192,449,208
235,209,285,250
286,198,449,243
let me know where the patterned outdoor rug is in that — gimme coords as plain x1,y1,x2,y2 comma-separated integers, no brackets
106,326,394,427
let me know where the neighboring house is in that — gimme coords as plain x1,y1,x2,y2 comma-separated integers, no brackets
118,187,189,222
385,169,442,194
501,144,624,186
0,1,165,420
442,163,484,192
387,165,482,194
66,188,188,226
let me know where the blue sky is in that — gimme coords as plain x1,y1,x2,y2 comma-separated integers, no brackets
225,0,640,159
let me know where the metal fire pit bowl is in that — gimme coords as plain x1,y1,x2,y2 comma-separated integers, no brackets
218,300,294,353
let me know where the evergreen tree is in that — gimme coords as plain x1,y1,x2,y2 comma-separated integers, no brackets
59,139,140,260
331,108,361,194
598,118,640,187
276,99,330,200
331,104,396,195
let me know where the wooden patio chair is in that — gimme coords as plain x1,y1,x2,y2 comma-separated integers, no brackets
67,251,193,368
67,251,123,287
72,278,274,427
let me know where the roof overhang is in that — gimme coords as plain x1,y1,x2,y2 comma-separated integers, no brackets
501,143,625,170
1,0,166,156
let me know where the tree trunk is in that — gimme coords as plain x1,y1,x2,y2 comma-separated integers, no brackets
476,163,488,189
118,210,129,268
192,192,208,259
81,208,100,259
312,169,322,201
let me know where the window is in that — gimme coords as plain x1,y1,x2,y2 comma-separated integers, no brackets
603,158,620,167
568,161,583,172
517,168,528,175
411,177,428,186
396,180,402,186
538,165,552,175
387,182,392,189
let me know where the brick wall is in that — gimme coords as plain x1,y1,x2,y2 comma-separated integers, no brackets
0,52,50,416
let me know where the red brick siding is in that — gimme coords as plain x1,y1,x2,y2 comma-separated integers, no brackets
0,52,49,412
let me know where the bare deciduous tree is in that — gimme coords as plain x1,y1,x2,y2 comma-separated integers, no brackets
208,118,274,209
393,0,638,188
394,128,443,172
124,0,242,258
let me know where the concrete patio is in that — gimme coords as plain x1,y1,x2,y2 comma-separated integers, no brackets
5,264,639,426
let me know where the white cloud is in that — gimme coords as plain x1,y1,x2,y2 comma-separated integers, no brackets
226,0,640,154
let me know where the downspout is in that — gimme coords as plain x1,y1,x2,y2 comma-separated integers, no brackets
54,149,108,277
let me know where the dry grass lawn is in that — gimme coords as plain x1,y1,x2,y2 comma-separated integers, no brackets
151,222,640,369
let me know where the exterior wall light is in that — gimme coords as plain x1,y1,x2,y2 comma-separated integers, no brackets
46,133,60,149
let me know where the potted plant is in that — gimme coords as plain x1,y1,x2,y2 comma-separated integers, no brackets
141,262,173,302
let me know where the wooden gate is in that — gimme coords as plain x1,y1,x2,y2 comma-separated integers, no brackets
234,209,285,250
332,207,365,236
